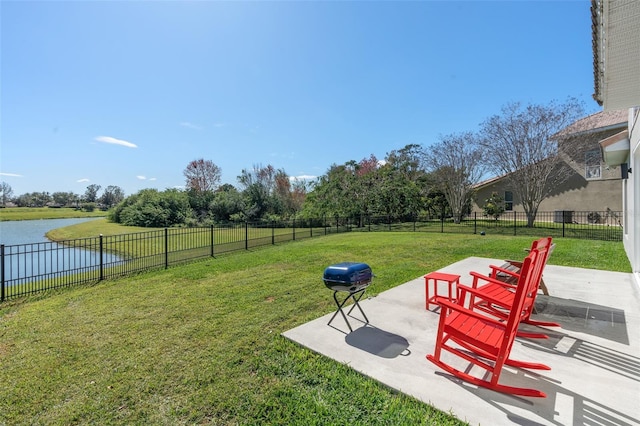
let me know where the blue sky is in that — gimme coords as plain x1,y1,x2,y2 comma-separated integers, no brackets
1,0,600,197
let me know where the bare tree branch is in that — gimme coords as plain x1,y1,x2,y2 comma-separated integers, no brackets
425,132,487,223
479,98,585,226
184,159,222,193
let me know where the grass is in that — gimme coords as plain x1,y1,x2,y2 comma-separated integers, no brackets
0,207,107,221
0,232,631,424
45,218,160,240
44,218,322,262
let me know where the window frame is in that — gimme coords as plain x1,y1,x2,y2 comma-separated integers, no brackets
504,190,513,211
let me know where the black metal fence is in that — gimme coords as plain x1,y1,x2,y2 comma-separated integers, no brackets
0,210,623,302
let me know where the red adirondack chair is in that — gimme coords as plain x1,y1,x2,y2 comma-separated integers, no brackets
465,236,559,339
492,242,556,296
426,249,549,398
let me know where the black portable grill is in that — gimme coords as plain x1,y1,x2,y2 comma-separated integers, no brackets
323,262,373,332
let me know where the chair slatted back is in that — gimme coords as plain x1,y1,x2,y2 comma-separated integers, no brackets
500,248,540,352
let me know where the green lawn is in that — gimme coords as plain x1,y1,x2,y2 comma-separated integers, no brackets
0,207,106,221
0,233,630,424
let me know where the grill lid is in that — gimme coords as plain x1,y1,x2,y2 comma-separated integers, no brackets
323,262,373,292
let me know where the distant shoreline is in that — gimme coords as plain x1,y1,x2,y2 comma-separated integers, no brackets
0,207,107,222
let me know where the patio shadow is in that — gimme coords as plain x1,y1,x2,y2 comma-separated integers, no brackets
532,295,628,345
518,329,640,383
345,325,410,359
452,370,640,426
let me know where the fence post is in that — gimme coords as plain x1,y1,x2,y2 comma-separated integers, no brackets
99,235,104,281
473,212,477,234
245,222,249,250
441,209,444,233
1,244,5,302
511,211,516,236
164,228,169,269
272,221,275,245
293,218,296,241
211,225,215,257
562,210,566,238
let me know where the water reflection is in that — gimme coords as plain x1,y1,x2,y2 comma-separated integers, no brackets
0,218,121,284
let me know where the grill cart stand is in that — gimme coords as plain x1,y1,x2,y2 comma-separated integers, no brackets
327,288,369,332
323,262,373,332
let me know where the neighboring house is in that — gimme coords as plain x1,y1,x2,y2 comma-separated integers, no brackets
472,109,628,215
591,0,640,279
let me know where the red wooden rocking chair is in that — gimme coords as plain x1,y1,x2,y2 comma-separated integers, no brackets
426,249,549,398
465,236,559,339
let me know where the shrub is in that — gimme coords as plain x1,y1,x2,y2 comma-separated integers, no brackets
81,202,97,212
109,189,193,227
482,192,505,220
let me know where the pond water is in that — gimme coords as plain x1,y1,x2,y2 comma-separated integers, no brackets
0,217,100,246
0,218,121,284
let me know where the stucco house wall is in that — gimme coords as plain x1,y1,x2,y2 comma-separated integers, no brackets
592,0,640,278
624,110,640,273
472,118,625,216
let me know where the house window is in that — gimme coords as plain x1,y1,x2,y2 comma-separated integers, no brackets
585,150,602,180
504,191,513,211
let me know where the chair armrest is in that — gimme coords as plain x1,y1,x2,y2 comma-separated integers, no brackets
436,297,505,327
469,271,519,290
457,283,512,309
489,264,520,280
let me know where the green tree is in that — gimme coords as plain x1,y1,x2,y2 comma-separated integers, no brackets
14,193,33,207
52,191,77,207
301,163,359,220
483,192,505,220
29,192,52,207
374,164,423,219
209,186,244,222
384,144,427,182
237,164,282,221
84,184,101,203
100,186,125,209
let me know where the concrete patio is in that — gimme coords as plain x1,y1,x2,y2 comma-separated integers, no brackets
283,257,640,426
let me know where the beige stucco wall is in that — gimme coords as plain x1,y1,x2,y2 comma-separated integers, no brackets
624,109,640,274
472,171,622,214
539,178,621,212
472,125,624,215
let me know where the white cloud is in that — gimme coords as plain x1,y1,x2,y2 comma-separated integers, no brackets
136,175,147,180
0,172,22,177
149,177,157,181
77,178,90,183
180,121,203,130
95,136,137,148
290,175,317,182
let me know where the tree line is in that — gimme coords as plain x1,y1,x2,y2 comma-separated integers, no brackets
0,183,125,211
1,98,586,227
